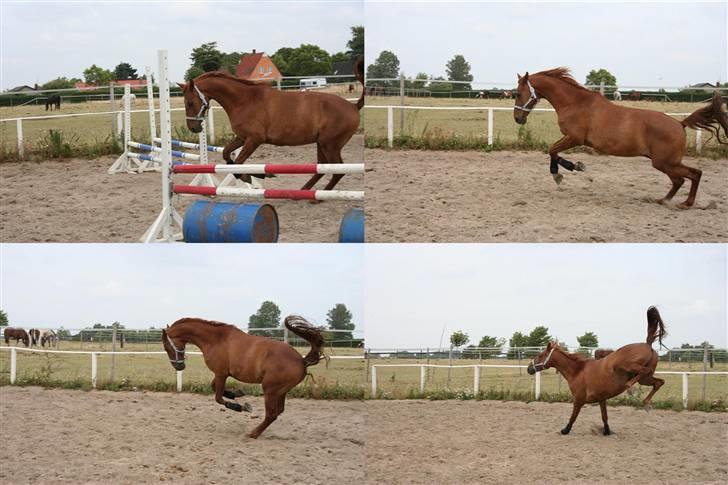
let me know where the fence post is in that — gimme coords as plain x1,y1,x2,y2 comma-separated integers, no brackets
110,83,116,135
535,372,541,400
111,326,117,382
16,119,24,159
420,365,425,393
91,352,97,389
682,373,688,409
176,370,183,392
399,73,405,135
145,66,157,140
695,128,702,154
10,347,17,384
371,366,377,396
487,108,494,146
387,107,394,147
473,366,480,394
702,343,708,401
283,325,289,344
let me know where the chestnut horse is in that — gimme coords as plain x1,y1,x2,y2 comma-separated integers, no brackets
161,315,324,439
527,306,667,436
514,68,728,208
178,57,365,189
3,328,29,347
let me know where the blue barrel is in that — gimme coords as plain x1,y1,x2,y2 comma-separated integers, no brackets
339,208,365,243
183,201,278,243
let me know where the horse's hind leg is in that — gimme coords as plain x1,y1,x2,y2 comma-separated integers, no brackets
548,135,582,185
599,400,611,435
319,144,346,191
638,374,664,409
561,400,584,435
249,387,285,439
654,161,701,208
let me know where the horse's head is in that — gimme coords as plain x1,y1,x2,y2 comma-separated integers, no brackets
178,79,209,134
161,327,186,371
514,72,539,124
527,341,557,375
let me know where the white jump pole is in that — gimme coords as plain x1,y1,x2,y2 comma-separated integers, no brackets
16,119,24,159
473,366,480,394
176,370,183,392
371,366,377,396
487,108,494,146
535,372,541,400
145,66,157,141
682,373,688,409
419,365,426,393
387,107,394,147
108,84,144,174
91,352,97,389
10,347,17,384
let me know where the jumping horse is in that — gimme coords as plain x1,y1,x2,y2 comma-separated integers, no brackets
528,306,667,436
162,315,325,439
4,328,29,347
45,94,61,111
514,68,728,208
178,57,365,189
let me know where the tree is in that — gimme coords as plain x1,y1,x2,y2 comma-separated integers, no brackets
428,75,453,93
184,66,204,82
248,301,281,338
41,77,80,90
527,326,551,347
366,50,400,81
326,304,356,346
220,51,243,75
0,309,7,326
477,335,504,359
285,44,332,76
330,51,350,64
576,331,599,349
83,64,114,85
585,68,617,87
189,42,223,72
412,72,428,90
271,47,296,76
450,330,469,349
113,62,138,81
446,54,473,91
347,25,364,57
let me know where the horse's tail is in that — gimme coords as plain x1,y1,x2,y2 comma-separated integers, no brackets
284,315,325,368
681,91,728,145
646,306,668,349
353,56,365,110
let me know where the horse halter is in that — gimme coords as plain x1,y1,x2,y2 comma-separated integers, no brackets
514,80,538,112
530,346,555,372
186,84,209,122
165,334,185,364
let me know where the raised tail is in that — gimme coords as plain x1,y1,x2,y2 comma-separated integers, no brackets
646,306,668,349
353,56,365,110
284,315,325,368
681,91,728,145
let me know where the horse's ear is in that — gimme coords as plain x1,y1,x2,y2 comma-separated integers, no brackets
523,72,529,82
177,82,186,92
517,73,522,81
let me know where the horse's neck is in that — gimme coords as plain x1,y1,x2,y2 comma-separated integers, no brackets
172,321,218,352
550,350,581,381
200,78,258,111
532,76,591,112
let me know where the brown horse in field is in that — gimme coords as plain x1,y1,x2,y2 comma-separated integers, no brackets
514,68,728,208
179,57,365,189
162,316,324,439
527,306,667,436
4,328,29,346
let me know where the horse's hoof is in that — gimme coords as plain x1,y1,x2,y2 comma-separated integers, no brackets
242,402,253,412
560,427,571,435
603,426,611,436
677,202,692,210
248,432,260,439
574,162,586,171
552,174,564,185
644,403,653,412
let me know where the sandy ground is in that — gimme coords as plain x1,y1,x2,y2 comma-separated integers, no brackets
0,136,363,243
366,149,728,242
366,400,728,484
0,387,365,484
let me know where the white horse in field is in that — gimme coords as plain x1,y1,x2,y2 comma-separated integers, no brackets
119,93,136,107
613,90,622,101
37,329,57,347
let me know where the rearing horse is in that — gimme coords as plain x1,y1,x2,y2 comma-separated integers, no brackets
178,57,365,189
161,315,324,439
528,306,667,436
514,68,728,208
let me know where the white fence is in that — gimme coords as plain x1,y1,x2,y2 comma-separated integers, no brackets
370,363,728,409
364,105,703,152
0,346,365,391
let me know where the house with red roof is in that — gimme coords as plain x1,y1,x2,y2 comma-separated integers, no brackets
236,50,282,83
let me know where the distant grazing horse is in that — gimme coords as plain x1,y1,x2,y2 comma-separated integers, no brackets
628,91,641,101
28,328,40,346
179,57,365,189
162,315,325,439
119,93,136,108
39,329,57,347
45,94,61,111
514,68,728,208
593,349,613,359
613,90,622,101
528,306,667,436
4,328,29,347
502,90,513,99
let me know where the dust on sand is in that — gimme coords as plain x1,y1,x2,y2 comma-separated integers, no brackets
366,149,727,242
0,136,363,243
0,387,365,484
366,399,728,484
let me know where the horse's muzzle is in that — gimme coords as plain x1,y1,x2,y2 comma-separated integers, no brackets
514,114,527,125
172,362,186,371
526,363,536,375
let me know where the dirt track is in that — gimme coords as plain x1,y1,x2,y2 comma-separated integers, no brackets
0,387,365,484
365,149,727,242
2,388,726,484
366,400,728,484
0,136,363,243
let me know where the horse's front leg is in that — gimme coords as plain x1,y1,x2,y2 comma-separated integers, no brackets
599,400,611,435
230,139,262,183
222,136,245,164
561,400,584,435
548,135,584,185
213,374,249,412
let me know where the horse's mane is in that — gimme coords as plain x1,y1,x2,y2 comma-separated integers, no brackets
554,345,591,363
170,317,237,330
534,67,591,93
194,71,269,87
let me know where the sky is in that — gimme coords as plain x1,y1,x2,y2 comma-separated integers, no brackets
365,244,727,350
0,244,365,336
0,1,363,90
365,1,728,88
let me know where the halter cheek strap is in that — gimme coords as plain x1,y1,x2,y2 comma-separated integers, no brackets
166,334,185,364
514,80,538,112
186,84,209,122
530,346,555,371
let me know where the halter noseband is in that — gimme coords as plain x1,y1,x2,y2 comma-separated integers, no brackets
514,79,538,112
530,346,555,372
186,84,209,122
165,334,185,364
